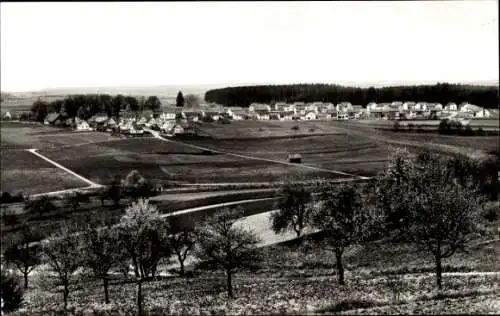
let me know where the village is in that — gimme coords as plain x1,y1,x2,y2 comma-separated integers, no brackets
15,99,495,136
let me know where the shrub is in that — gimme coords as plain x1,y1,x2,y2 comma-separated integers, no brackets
482,204,499,222
202,115,214,123
219,117,231,124
477,127,485,136
1,269,24,313
319,299,379,313
291,125,300,131
1,192,12,204
407,123,414,131
392,121,401,132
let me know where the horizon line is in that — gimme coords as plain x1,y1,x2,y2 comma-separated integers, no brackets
2,80,499,94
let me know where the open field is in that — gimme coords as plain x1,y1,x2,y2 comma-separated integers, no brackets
0,150,88,195
379,131,500,154
197,120,345,138
356,119,500,129
39,137,350,185
1,121,121,150
182,132,391,177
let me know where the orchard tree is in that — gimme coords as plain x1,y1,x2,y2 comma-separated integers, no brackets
118,199,171,316
122,170,153,201
176,91,185,108
311,183,382,285
1,269,24,314
270,183,313,239
81,224,121,304
196,208,262,298
3,224,42,289
379,148,484,290
168,228,197,276
405,154,483,290
42,222,83,311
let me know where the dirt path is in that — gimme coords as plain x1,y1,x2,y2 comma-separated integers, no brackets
146,129,370,180
25,148,102,193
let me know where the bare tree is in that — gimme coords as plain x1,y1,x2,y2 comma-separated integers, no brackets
118,199,171,315
270,183,313,239
196,208,262,298
42,222,82,311
311,183,381,285
3,224,42,289
168,228,197,276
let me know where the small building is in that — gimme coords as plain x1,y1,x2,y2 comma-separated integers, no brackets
288,153,302,163
3,111,12,120
304,111,317,120
249,103,272,113
76,120,92,131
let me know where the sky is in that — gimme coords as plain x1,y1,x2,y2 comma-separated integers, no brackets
1,1,498,92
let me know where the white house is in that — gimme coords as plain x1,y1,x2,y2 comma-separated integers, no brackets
3,111,12,120
255,110,270,120
302,111,317,120
76,120,92,131
336,102,353,113
279,111,294,121
444,103,458,111
160,121,175,133
474,108,491,118
249,103,271,113
173,124,184,135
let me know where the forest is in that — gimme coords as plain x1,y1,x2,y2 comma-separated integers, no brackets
204,83,499,108
29,94,162,122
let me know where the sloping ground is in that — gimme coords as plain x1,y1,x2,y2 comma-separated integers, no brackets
196,120,345,139
1,122,121,150
39,137,349,185
0,150,88,194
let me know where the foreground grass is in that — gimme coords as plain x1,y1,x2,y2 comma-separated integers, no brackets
11,236,500,315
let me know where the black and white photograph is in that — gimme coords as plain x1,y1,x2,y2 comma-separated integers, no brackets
0,1,499,315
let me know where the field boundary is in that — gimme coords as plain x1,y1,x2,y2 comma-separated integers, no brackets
26,149,102,189
147,129,370,180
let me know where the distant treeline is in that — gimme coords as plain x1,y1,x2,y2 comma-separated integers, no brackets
30,94,162,122
204,83,499,108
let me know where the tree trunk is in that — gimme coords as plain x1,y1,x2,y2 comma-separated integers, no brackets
137,279,143,316
336,249,345,285
226,269,233,298
103,277,110,304
24,270,28,289
63,283,69,311
132,258,140,278
179,258,185,277
435,254,443,290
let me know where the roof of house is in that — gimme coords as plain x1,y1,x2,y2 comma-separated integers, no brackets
45,112,60,123
231,108,247,115
337,102,352,106
351,105,363,111
288,153,302,159
255,110,270,115
250,103,271,111
305,111,317,116
228,106,245,111
163,108,184,114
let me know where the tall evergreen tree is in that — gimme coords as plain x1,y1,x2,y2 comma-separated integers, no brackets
176,91,185,107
